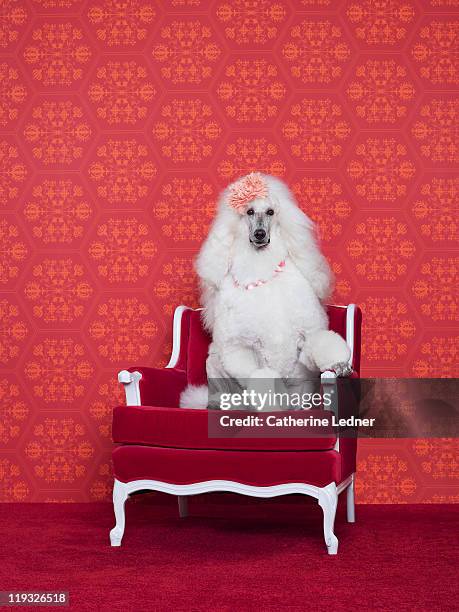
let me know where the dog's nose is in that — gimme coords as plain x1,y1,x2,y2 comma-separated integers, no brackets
254,229,266,241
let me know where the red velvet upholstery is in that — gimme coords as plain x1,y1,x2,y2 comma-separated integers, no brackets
350,307,362,374
339,437,357,481
127,367,187,408
113,406,337,451
187,312,211,386
113,303,362,489
326,305,347,340
173,308,192,372
113,445,343,488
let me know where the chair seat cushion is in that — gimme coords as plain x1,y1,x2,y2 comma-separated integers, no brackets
112,444,344,488
112,405,337,452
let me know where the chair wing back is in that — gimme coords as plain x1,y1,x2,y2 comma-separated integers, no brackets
186,311,212,385
167,307,210,386
168,305,362,385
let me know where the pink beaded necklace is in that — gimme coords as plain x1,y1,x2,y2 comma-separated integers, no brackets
232,260,286,291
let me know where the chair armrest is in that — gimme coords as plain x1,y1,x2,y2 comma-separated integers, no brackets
321,370,338,416
321,370,360,454
118,367,187,407
320,369,358,408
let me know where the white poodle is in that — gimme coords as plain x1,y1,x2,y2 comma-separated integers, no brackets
180,173,351,409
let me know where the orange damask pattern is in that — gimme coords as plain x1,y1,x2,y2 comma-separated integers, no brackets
430,0,459,6
329,260,353,302
0,62,28,127
153,176,215,244
346,217,416,282
0,220,27,288
88,376,124,439
23,178,92,244
282,98,351,163
217,59,287,123
282,19,351,84
88,59,157,125
347,137,416,202
24,417,94,483
217,136,286,179
411,177,458,244
0,139,28,207
86,0,157,48
0,1,457,503
153,255,199,316
88,297,158,363
89,460,112,501
413,439,459,480
0,0,28,49
23,22,92,87
412,256,458,322
87,137,156,204
32,0,81,8
360,297,416,365
356,453,417,503
292,176,352,242
152,98,222,163
152,19,221,85
412,336,458,377
23,257,93,324
214,0,287,46
346,59,416,124
0,458,29,501
412,97,459,165
88,217,157,284
411,20,459,85
346,0,415,46
24,100,92,166
0,298,29,365
24,338,94,403
0,378,28,446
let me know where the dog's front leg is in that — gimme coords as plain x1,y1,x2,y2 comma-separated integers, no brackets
299,330,352,376
204,346,252,410
221,345,261,381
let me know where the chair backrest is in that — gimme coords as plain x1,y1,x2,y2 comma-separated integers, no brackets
167,304,362,386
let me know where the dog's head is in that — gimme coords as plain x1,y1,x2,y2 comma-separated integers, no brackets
196,173,333,311
227,172,278,250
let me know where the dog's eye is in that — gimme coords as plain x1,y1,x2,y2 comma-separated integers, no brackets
247,208,254,216
266,209,274,216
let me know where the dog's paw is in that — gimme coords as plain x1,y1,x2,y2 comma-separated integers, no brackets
328,362,353,377
305,329,351,373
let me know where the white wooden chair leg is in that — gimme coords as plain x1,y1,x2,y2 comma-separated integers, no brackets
110,479,128,546
318,482,338,555
347,475,356,523
178,496,188,518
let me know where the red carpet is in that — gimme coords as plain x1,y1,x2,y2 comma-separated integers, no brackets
0,495,457,611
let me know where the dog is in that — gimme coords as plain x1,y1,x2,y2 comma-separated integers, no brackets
180,173,352,409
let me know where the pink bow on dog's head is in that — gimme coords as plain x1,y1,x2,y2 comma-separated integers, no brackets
228,173,268,213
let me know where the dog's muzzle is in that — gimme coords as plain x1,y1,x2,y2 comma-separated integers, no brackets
251,228,270,247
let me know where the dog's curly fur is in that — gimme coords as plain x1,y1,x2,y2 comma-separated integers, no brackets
180,174,351,409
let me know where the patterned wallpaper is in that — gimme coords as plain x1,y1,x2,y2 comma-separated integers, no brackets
0,0,457,503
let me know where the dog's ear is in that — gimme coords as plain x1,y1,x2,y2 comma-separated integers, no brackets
196,193,238,330
270,178,334,301
196,198,236,288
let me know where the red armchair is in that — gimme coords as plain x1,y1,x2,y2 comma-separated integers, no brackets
110,304,362,554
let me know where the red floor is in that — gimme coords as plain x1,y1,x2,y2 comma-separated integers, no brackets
0,494,457,611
